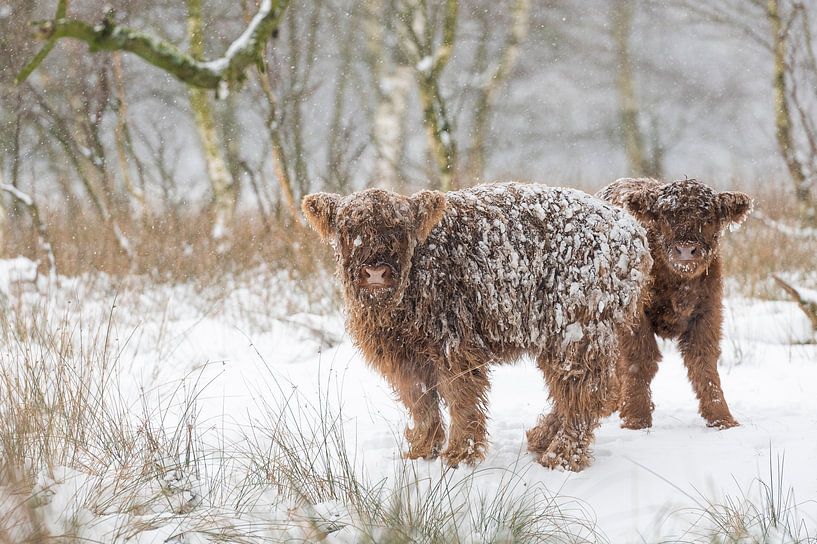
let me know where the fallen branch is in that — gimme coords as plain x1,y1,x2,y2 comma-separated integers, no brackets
773,274,817,331
16,0,289,90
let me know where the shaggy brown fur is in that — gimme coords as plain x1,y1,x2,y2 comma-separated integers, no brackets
302,183,652,471
597,178,752,429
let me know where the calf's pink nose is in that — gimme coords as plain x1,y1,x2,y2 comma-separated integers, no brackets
674,243,698,261
362,265,391,285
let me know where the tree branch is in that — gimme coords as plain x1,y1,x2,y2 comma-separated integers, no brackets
773,275,817,332
14,0,67,85
432,0,458,77
16,0,289,90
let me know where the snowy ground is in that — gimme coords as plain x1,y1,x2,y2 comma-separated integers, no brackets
2,259,816,542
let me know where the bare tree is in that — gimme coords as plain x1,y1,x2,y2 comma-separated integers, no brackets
768,0,816,219
680,0,817,220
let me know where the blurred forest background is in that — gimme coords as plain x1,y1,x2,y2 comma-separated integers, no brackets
1,0,816,282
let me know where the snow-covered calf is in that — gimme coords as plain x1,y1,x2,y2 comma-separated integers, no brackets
597,178,752,429
302,183,652,471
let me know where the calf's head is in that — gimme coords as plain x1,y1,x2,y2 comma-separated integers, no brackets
302,188,447,311
622,179,752,278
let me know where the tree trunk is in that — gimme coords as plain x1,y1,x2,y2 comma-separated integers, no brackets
403,0,459,191
467,0,530,182
366,0,412,190
187,0,237,242
112,52,147,219
418,74,457,191
612,0,661,178
767,0,814,219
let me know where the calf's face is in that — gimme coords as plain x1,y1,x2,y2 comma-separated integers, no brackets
623,180,752,278
302,188,447,310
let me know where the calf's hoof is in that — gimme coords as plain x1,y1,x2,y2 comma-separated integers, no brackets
536,438,591,472
441,437,485,468
526,418,559,454
404,425,445,460
706,416,739,430
620,412,652,430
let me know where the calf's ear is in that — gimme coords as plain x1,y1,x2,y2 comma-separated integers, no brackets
301,192,341,241
622,187,659,222
411,190,447,242
717,191,753,226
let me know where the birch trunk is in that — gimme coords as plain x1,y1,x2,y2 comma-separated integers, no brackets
399,0,459,191
768,0,814,218
612,0,661,178
187,0,236,242
467,0,529,181
366,0,412,190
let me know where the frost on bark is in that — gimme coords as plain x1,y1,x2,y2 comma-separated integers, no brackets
611,0,662,179
187,0,237,242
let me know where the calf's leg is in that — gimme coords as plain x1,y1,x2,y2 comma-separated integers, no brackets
618,311,661,429
437,357,491,467
679,313,738,429
531,338,611,472
382,363,446,459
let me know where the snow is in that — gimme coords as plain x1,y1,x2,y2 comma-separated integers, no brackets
0,257,39,297
0,184,34,207
201,0,273,75
416,55,434,73
2,265,816,541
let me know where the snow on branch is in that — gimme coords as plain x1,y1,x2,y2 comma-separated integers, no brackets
16,0,289,90
755,211,817,239
0,184,57,281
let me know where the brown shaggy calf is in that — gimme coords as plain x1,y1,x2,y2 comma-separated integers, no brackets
597,178,752,429
302,183,652,470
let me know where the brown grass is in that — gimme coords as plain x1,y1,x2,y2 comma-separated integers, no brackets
2,186,816,302
720,187,817,298
3,208,333,288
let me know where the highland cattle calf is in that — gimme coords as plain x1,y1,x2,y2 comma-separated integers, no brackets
302,183,652,471
597,178,752,429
